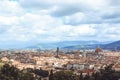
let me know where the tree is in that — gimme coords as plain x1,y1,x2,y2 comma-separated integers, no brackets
53,70,76,80
49,69,54,80
20,72,35,80
94,71,101,80
34,68,49,78
84,73,90,80
79,72,83,80
0,64,35,80
0,64,20,80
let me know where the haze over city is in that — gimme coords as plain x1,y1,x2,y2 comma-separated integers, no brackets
0,0,120,49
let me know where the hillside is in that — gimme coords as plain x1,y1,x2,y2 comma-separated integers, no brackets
62,40,120,50
27,40,110,49
103,40,120,50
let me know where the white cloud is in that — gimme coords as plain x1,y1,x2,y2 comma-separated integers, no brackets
0,16,19,25
0,0,24,16
64,12,86,25
72,25,96,36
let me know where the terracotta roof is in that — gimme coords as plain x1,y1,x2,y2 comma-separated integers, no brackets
77,69,95,73
114,64,120,68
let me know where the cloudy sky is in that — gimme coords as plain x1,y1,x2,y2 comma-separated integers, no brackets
0,0,120,48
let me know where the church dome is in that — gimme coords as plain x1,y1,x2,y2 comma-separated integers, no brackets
95,47,102,53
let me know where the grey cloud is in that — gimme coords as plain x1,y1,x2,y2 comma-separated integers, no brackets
102,14,120,20
19,0,53,10
64,20,103,25
19,0,90,17
50,3,90,17
18,0,109,25
50,6,81,17
109,0,120,6
101,8,120,20
64,11,120,26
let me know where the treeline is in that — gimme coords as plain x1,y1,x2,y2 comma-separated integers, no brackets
0,63,120,80
0,64,34,80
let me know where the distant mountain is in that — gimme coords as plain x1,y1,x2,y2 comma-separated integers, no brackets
27,40,111,49
62,40,120,50
62,44,99,50
103,40,120,50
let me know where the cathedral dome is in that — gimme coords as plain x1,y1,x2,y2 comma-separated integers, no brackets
95,47,102,53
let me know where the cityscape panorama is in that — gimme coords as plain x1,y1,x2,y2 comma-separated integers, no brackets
0,0,120,80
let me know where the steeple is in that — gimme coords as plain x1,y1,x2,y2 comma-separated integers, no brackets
83,48,86,58
55,47,59,58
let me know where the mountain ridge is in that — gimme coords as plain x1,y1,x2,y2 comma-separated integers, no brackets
62,40,120,50
27,40,115,50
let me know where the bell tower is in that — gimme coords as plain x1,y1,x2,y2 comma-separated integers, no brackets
55,47,59,58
